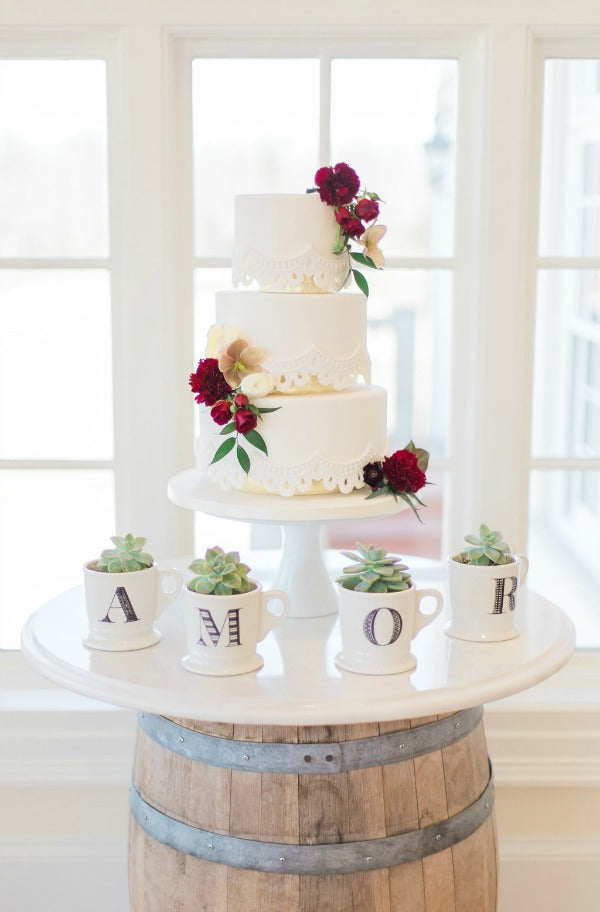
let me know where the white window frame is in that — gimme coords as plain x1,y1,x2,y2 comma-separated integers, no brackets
0,4,598,783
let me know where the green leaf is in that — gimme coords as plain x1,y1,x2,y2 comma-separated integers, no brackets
219,421,235,435
351,268,369,298
365,487,387,500
244,429,268,455
210,436,235,465
370,580,387,593
236,444,251,474
257,406,281,414
399,492,424,524
340,550,362,562
349,252,377,269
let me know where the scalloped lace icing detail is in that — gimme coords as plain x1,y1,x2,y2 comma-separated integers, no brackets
232,245,351,292
198,444,380,497
266,345,371,391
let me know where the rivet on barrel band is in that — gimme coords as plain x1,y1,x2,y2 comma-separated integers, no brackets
137,705,484,774
130,763,495,876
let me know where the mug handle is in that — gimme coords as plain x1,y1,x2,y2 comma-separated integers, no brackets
258,589,289,642
413,589,444,636
518,555,529,583
155,568,183,618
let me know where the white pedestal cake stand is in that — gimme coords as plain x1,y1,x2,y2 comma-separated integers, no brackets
168,469,408,619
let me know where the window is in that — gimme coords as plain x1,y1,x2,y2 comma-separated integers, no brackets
530,58,600,643
1,17,598,652
0,58,114,648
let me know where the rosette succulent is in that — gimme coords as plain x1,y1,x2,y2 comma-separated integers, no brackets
336,543,412,593
95,534,154,573
188,546,254,595
456,524,512,566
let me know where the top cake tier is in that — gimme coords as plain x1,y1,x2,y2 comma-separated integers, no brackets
232,193,351,293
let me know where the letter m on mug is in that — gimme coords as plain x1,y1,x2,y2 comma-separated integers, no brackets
197,607,242,647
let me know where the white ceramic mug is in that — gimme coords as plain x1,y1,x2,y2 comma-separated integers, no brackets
181,582,289,675
335,583,443,675
445,553,529,642
83,563,183,651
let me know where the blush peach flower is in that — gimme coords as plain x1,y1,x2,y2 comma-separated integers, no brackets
218,338,266,389
356,224,387,268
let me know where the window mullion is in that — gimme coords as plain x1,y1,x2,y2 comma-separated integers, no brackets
455,25,541,552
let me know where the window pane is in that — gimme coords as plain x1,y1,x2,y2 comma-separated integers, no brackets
0,470,115,649
0,60,109,257
532,270,600,458
0,271,113,460
331,59,457,257
529,469,600,647
539,59,600,256
192,59,319,257
368,269,452,460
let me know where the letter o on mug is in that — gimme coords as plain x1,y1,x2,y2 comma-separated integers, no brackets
336,583,443,675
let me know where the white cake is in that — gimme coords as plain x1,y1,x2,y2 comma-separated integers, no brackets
214,291,370,391
232,193,350,293
194,193,388,497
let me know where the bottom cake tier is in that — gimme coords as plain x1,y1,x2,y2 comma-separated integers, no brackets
196,385,387,497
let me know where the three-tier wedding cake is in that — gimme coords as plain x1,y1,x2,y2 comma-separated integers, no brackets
190,164,427,509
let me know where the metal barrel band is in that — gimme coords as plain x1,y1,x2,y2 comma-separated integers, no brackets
137,705,483,774
130,762,494,876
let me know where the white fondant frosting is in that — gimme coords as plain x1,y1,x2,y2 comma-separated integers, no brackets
196,386,387,497
214,291,371,391
232,194,350,292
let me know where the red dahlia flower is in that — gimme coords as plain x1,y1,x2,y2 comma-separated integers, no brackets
335,206,365,238
314,162,360,207
189,358,231,406
355,198,380,222
234,409,258,435
382,450,426,494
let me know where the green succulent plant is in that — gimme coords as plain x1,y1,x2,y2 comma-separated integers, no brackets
336,543,412,593
95,534,154,573
457,524,512,566
188,546,254,595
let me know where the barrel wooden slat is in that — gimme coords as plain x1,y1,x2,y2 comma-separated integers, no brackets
129,710,496,912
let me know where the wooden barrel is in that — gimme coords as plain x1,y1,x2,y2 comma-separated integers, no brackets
129,709,497,911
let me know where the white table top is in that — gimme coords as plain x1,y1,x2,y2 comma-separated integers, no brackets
21,555,575,725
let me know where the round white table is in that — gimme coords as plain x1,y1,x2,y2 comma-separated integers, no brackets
21,558,575,912
21,556,575,724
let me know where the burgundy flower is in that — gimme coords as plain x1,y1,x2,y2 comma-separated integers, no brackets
314,162,360,207
382,450,426,494
335,206,365,238
210,400,232,426
189,358,231,406
355,198,380,222
234,393,249,408
363,461,384,490
234,409,258,435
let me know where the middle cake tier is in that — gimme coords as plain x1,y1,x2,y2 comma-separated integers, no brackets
211,290,370,392
196,384,387,497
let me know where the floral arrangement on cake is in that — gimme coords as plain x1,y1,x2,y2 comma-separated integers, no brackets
362,441,430,520
308,162,385,297
189,342,280,473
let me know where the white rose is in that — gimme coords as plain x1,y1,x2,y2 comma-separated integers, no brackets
240,372,276,398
